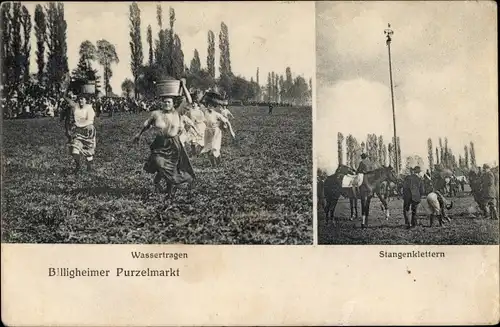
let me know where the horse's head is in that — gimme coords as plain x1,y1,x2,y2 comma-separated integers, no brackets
384,165,399,183
335,164,356,176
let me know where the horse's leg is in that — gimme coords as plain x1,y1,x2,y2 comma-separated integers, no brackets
349,198,356,221
360,195,366,228
330,196,340,225
324,198,332,223
354,198,359,219
365,196,373,226
378,193,390,220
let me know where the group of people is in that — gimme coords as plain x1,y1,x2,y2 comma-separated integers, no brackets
342,152,499,227
59,79,236,199
468,164,499,220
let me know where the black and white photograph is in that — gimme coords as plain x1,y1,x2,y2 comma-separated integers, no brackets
316,1,498,245
1,1,314,244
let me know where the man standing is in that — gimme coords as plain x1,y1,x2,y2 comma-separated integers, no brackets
402,166,425,228
481,164,498,219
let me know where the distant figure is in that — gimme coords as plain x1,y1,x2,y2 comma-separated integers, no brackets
268,103,273,114
402,166,425,228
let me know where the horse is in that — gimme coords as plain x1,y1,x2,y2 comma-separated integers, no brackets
358,166,399,228
323,165,359,223
324,165,396,226
380,179,402,201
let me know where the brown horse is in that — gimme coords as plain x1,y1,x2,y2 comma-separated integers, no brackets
323,165,358,223
323,165,394,225
359,166,399,228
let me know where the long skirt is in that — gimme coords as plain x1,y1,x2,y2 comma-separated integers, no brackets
201,126,222,157
189,122,206,147
144,134,195,185
68,125,96,161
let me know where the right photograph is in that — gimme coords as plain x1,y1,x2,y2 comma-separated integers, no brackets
315,1,499,245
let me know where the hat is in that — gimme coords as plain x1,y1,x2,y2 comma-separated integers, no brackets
361,153,368,159
201,91,228,107
483,163,490,169
413,166,421,173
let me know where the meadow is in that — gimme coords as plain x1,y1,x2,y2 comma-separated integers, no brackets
318,188,499,245
2,105,313,244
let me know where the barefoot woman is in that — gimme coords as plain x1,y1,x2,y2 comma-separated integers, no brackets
133,95,195,198
60,91,97,174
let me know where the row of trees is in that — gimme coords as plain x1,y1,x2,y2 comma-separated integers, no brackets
1,2,121,98
336,132,480,176
427,138,477,174
2,2,312,105
2,2,68,95
337,133,402,172
265,67,312,105
128,3,312,103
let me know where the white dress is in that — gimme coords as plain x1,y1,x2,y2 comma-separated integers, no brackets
201,110,229,158
187,108,206,147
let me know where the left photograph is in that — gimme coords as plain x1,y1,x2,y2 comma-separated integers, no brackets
1,1,314,244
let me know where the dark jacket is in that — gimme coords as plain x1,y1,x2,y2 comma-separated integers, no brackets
482,171,497,199
402,174,424,203
357,158,373,174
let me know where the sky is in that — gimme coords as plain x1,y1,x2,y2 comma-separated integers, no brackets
315,1,498,175
23,1,314,94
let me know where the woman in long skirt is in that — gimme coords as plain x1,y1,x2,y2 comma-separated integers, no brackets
61,93,97,174
133,97,196,198
200,103,235,167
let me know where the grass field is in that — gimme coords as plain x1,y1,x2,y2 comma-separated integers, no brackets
2,106,313,244
318,188,499,245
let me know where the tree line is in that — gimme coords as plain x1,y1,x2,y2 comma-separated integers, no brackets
128,3,312,104
337,133,402,172
335,132,478,176
1,2,312,105
427,137,477,175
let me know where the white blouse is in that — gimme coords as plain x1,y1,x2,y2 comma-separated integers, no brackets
73,104,95,127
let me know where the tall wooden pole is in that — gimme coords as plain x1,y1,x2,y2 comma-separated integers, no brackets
385,23,398,174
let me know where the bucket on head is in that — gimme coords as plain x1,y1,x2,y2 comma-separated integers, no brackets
81,80,96,95
156,79,182,97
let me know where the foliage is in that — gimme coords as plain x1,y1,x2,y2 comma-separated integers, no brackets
129,2,143,99
146,24,153,66
121,78,134,98
96,39,119,96
46,2,69,91
207,30,216,79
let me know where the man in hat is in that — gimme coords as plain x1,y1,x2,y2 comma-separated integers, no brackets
402,166,425,228
481,164,498,219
